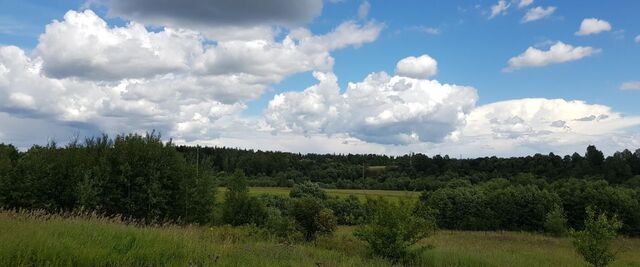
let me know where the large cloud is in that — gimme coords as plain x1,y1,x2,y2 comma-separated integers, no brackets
265,63,478,145
107,0,323,28
505,41,600,71
35,10,202,81
446,98,640,156
0,9,382,143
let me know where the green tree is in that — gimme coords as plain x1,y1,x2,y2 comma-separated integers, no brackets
571,207,622,267
291,197,336,241
222,170,267,226
544,204,568,237
354,199,436,262
289,181,327,200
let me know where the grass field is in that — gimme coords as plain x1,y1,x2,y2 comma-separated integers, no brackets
2,210,640,267
217,187,421,202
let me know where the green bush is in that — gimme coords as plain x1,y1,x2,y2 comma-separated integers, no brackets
222,170,267,226
289,181,328,200
571,207,622,267
263,207,302,242
354,199,436,263
292,197,336,241
326,195,366,225
544,205,568,237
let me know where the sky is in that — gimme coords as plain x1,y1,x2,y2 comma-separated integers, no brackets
0,0,639,157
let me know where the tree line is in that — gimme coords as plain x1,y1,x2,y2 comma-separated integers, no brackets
177,145,640,190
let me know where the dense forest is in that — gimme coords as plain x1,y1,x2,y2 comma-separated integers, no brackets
1,133,639,239
176,144,640,190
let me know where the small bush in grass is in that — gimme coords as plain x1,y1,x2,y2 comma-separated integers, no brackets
354,199,436,263
263,207,302,242
222,170,268,226
289,181,328,200
292,197,337,241
571,207,622,267
545,204,568,237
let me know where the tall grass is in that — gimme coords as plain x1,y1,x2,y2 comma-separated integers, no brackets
2,210,640,267
0,210,388,267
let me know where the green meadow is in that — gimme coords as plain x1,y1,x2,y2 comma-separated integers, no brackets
2,207,640,267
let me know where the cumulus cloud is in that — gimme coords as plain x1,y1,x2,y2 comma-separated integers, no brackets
266,59,478,145
35,10,202,81
505,41,600,71
620,81,640,91
518,0,534,9
395,54,438,79
489,0,510,19
576,18,612,36
0,9,382,143
450,98,640,156
106,0,323,28
521,6,556,23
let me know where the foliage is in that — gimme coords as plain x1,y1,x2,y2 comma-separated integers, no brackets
0,134,215,224
354,199,436,263
545,205,569,237
289,181,328,200
222,170,268,226
571,207,623,267
326,195,367,225
292,197,337,241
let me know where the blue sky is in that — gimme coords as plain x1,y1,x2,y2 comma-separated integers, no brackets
0,0,639,156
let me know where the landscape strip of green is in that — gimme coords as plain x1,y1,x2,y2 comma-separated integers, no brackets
217,187,421,202
1,211,639,267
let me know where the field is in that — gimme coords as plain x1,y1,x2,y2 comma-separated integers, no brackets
217,187,421,202
1,210,640,267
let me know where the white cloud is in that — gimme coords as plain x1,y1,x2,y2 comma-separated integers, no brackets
635,35,640,43
505,41,600,71
0,9,383,143
448,98,640,156
518,0,534,9
621,81,640,91
521,6,556,23
35,10,203,81
395,54,438,79
489,0,510,19
266,59,478,145
576,18,612,36
358,1,370,20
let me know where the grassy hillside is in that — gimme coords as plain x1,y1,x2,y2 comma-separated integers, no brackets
217,187,421,202
2,210,640,267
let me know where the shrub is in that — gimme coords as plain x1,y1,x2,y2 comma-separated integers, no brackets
263,207,302,242
289,181,328,200
222,170,267,226
544,204,568,237
571,207,622,267
291,197,336,241
326,195,366,225
354,199,436,263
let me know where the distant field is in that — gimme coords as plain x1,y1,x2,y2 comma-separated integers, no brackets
217,187,421,202
2,211,640,267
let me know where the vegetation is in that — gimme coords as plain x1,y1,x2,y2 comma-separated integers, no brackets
572,208,623,267
545,204,569,237
2,134,640,265
354,199,436,263
2,210,640,267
